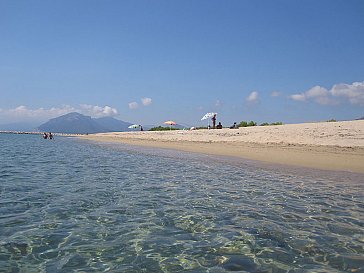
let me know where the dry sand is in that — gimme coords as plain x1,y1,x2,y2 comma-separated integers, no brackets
80,120,364,173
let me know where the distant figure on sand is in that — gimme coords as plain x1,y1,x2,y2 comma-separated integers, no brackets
140,126,143,131
230,122,238,129
216,122,223,129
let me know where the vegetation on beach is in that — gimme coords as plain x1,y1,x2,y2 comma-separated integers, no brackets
326,119,337,122
260,122,284,126
238,121,257,127
149,126,178,131
238,121,283,127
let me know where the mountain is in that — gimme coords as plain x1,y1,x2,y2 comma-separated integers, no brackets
160,123,187,129
37,112,133,134
94,117,132,132
174,124,186,129
38,112,104,134
356,116,364,120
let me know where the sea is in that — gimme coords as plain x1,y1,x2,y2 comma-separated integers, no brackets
0,133,363,273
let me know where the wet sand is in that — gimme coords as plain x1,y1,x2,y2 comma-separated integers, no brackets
80,120,364,174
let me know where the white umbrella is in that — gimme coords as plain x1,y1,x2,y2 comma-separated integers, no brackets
201,112,217,128
201,112,216,120
128,124,141,129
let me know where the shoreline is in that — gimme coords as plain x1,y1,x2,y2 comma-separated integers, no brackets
79,120,364,174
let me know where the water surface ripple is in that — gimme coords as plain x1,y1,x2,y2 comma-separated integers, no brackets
0,134,363,272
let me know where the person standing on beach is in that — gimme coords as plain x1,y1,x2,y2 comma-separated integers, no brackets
212,114,216,129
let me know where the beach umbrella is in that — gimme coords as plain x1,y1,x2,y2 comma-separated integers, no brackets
201,112,217,120
128,124,141,129
164,120,176,125
164,120,176,130
201,112,217,127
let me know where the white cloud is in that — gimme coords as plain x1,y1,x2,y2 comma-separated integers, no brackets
128,102,139,109
290,94,306,101
0,105,75,123
79,104,118,117
271,91,281,97
141,97,152,106
305,86,329,99
290,83,364,105
290,81,364,105
246,91,258,103
0,104,119,123
130,97,153,109
290,86,329,103
331,81,364,105
291,86,334,105
215,100,223,107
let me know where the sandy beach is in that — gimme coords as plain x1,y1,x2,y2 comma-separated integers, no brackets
80,120,364,173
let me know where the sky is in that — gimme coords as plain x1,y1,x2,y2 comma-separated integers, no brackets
0,0,363,127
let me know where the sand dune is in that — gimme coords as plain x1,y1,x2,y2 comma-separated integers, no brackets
80,120,364,173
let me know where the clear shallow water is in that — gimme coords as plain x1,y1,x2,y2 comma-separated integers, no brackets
0,134,363,273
